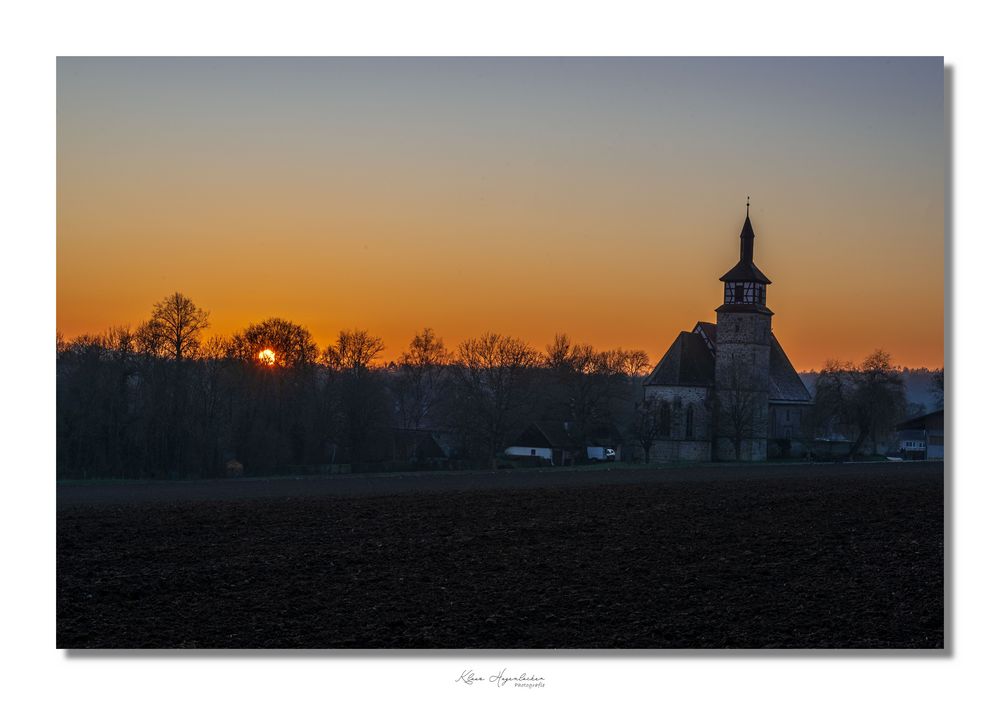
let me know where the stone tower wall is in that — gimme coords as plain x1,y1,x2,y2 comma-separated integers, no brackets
714,310,772,461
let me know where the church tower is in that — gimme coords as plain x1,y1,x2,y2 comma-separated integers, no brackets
714,199,772,461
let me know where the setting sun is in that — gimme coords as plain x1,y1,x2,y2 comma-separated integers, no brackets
257,349,276,366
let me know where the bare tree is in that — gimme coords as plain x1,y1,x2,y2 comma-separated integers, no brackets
630,397,662,464
229,318,318,367
322,329,386,374
391,328,452,430
544,333,574,369
142,292,210,360
542,334,645,454
715,362,764,462
102,325,139,361
198,335,231,361
621,349,652,378
812,349,908,458
545,335,649,378
135,319,162,357
453,333,540,466
319,329,389,467
561,341,610,450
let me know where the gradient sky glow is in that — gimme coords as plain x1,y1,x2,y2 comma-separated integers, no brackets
57,57,944,370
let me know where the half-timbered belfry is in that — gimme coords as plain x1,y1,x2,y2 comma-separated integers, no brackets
643,200,812,462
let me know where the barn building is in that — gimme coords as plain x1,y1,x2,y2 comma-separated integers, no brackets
644,202,812,462
896,408,945,460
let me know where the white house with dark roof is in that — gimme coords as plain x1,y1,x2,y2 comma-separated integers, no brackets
644,202,812,462
504,422,576,466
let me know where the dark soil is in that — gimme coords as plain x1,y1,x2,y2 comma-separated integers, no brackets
57,462,944,649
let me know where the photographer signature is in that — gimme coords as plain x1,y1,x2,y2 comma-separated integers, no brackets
456,668,545,688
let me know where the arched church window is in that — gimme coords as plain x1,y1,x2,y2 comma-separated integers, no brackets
659,404,671,437
685,405,694,439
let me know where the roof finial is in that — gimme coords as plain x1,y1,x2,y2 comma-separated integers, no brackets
746,195,750,217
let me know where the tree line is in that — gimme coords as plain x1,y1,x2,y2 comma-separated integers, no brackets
57,293,650,479
57,292,935,478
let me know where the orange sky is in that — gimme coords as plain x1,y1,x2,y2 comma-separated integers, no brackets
57,58,945,370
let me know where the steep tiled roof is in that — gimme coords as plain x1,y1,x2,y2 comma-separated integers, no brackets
719,260,772,284
513,422,575,449
645,331,715,387
769,334,812,402
693,321,716,349
896,408,944,431
648,322,811,404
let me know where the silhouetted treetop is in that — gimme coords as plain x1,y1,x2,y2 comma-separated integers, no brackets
390,328,452,431
544,333,650,377
322,329,386,373
398,328,451,368
228,318,318,368
139,292,210,360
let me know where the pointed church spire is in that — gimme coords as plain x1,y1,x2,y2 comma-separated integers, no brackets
740,197,755,264
720,200,771,284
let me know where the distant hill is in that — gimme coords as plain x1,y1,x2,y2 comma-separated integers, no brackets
798,368,943,414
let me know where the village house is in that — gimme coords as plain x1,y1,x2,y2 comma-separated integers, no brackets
896,408,945,460
505,422,575,465
505,421,617,465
